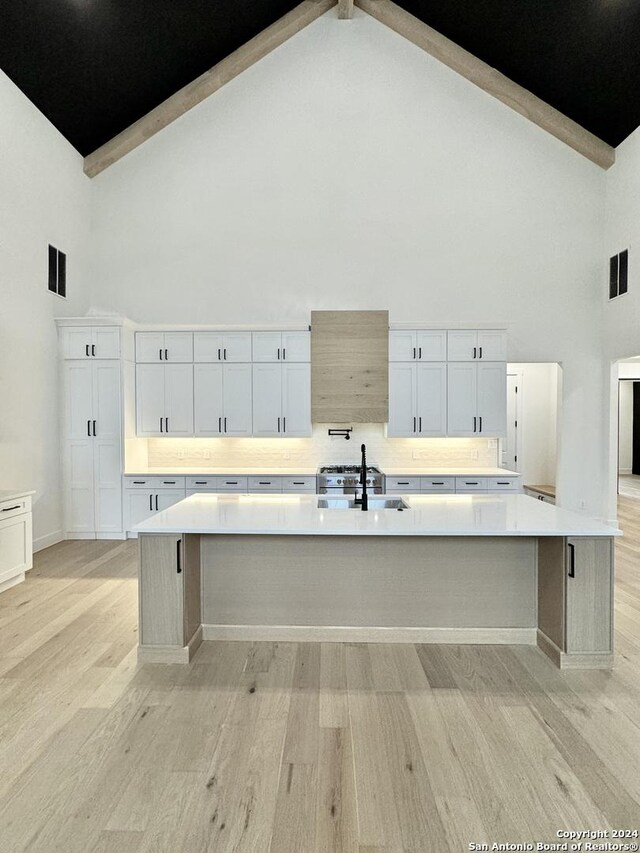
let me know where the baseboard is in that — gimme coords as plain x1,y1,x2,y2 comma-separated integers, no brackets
96,532,126,540
33,530,64,553
0,572,25,594
65,532,96,540
537,630,613,670
619,468,632,475
201,624,537,645
137,625,203,665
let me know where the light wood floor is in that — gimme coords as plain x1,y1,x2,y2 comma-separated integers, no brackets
1,506,640,852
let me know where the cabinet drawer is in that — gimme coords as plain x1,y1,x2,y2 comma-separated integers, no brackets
248,476,282,492
420,477,455,492
124,477,186,490
455,477,488,492
186,477,218,490
213,476,248,491
385,477,421,492
282,476,316,492
0,496,31,520
487,477,521,492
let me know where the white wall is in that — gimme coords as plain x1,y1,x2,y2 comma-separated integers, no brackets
89,11,607,515
508,363,558,486
0,70,91,548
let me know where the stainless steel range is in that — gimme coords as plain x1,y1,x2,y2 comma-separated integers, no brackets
317,464,384,495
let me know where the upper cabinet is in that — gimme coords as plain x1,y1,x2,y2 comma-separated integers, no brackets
252,363,311,437
252,331,310,363
194,363,252,436
136,332,193,363
388,363,447,437
447,330,507,362
193,332,251,363
61,326,120,360
447,362,507,437
389,330,447,362
136,364,194,437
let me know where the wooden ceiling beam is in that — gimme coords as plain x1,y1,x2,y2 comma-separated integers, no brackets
84,0,336,178
356,0,615,170
338,0,354,18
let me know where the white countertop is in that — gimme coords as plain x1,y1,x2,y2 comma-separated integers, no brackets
384,467,520,477
0,490,35,503
133,493,620,538
124,467,318,477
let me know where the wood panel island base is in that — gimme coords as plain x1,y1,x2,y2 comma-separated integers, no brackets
134,494,620,669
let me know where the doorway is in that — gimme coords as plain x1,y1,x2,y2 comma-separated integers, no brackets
618,377,640,497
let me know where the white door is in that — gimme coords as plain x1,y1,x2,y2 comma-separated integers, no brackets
63,362,93,439
416,363,447,436
416,331,447,362
194,364,224,435
64,439,95,533
62,328,94,359
252,363,282,436
136,333,165,363
281,332,310,362
193,333,223,363
477,362,507,436
93,362,121,440
282,363,311,436
136,365,165,436
388,363,417,436
93,327,121,359
447,363,478,436
389,331,416,362
252,332,282,362
222,333,252,362
164,364,194,435
125,491,157,531
163,333,193,363
504,374,520,471
223,364,253,436
477,330,507,361
156,490,187,512
93,441,122,532
447,330,478,361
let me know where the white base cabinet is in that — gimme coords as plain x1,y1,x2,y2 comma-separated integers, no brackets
0,495,33,592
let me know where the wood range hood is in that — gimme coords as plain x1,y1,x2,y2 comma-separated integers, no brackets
310,310,389,424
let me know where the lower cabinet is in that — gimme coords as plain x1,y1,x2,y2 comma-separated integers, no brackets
123,477,187,536
0,497,33,590
139,534,200,648
385,475,521,495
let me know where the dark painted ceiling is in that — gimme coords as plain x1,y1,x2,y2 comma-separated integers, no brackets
1,0,640,157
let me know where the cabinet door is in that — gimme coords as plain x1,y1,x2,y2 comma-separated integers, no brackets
252,363,282,436
194,364,224,435
565,538,613,654
416,331,447,361
0,514,32,582
222,333,252,362
136,333,165,363
447,330,478,361
282,363,311,437
447,363,478,436
136,365,165,436
139,534,184,646
62,328,94,359
389,331,416,362
477,362,506,437
63,362,94,439
93,362,121,440
125,491,156,531
64,440,95,533
223,364,253,436
193,333,223,363
388,363,417,436
93,441,122,533
93,327,121,359
416,363,447,436
281,332,310,363
156,490,187,512
164,364,194,435
163,333,193,363
252,332,282,362
477,330,507,361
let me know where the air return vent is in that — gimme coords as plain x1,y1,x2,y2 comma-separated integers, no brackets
609,249,628,300
48,245,66,298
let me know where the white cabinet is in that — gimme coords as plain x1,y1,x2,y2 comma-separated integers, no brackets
447,330,507,361
136,332,193,363
388,363,446,437
447,362,506,437
252,363,311,437
123,477,186,535
389,330,447,362
0,495,33,591
194,363,252,436
193,332,252,363
62,361,122,536
252,331,310,362
136,364,194,436
61,326,120,360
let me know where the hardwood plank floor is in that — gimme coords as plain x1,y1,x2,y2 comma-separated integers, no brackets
1,505,640,852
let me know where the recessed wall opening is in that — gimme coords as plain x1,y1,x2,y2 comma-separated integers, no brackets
617,357,640,499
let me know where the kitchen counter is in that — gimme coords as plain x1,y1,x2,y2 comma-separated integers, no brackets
383,467,520,477
124,467,318,477
133,492,618,538
0,489,35,503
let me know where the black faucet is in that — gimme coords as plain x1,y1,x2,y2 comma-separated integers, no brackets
354,443,369,511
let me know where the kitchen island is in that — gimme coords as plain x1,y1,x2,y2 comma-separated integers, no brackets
134,493,620,669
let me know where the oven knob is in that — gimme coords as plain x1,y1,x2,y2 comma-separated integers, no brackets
337,479,342,485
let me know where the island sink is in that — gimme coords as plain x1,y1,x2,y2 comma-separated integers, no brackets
317,496,409,510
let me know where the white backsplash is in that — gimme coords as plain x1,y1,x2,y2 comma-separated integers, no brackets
142,425,499,471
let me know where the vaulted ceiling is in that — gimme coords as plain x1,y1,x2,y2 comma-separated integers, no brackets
2,0,639,160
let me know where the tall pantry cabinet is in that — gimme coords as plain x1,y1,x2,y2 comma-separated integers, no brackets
57,320,130,538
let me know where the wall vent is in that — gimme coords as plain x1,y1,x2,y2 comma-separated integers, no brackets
48,244,66,298
609,248,628,300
